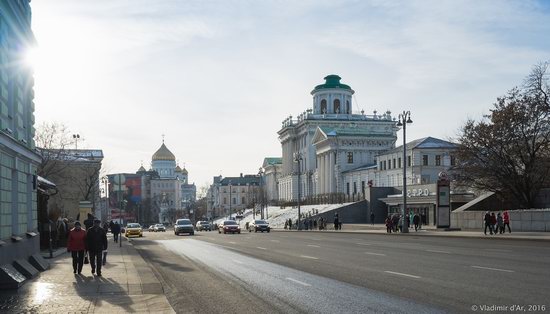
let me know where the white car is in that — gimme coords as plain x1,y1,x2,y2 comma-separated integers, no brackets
153,223,166,232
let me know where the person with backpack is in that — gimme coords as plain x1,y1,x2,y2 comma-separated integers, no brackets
496,213,504,234
413,213,420,232
503,210,512,233
484,212,493,235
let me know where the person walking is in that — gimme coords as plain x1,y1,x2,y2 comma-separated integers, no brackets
385,216,393,233
288,218,292,230
111,222,121,243
496,213,504,234
333,213,339,231
413,213,420,232
503,210,512,233
484,212,493,235
86,219,108,277
67,221,87,274
370,212,375,226
490,212,497,235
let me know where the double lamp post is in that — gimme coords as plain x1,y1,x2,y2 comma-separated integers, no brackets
396,110,412,234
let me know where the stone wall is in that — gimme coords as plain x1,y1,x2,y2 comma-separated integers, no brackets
451,209,550,232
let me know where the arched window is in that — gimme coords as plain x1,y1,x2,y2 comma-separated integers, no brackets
320,99,327,114
334,99,341,113
346,100,350,113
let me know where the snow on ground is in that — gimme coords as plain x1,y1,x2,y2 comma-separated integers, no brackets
213,203,354,229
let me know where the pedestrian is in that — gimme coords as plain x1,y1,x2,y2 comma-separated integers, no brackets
484,211,493,235
398,215,403,233
83,213,94,230
413,213,420,231
392,214,399,232
490,212,497,235
86,219,108,277
288,218,292,230
111,222,121,243
503,210,511,233
309,219,313,230
333,213,339,231
313,218,318,230
370,212,375,225
284,220,288,230
385,216,392,233
496,213,504,234
67,221,87,274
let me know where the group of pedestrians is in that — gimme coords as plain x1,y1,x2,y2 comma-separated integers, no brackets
484,211,512,235
284,212,342,230
67,213,109,276
385,213,422,233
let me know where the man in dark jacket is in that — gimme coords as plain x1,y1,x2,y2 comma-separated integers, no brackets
111,222,121,243
83,213,95,230
86,219,108,276
484,212,493,235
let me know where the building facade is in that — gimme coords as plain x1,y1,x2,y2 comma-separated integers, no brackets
277,75,398,201
208,174,260,217
0,0,42,268
262,157,281,203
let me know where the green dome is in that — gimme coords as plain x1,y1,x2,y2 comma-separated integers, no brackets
311,75,354,94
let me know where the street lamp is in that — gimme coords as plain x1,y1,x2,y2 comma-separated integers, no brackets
293,152,303,230
258,168,265,219
72,134,80,149
396,110,413,233
228,180,232,220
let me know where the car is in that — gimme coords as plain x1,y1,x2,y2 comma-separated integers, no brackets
125,223,143,237
249,219,270,233
196,221,212,231
148,225,155,232
154,223,166,232
174,219,194,236
218,220,241,234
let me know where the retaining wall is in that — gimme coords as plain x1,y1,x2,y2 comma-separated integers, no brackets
450,209,550,232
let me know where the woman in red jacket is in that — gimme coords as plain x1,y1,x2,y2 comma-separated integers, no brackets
67,221,87,274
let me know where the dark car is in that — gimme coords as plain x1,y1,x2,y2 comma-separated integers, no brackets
196,221,212,231
249,219,270,233
174,219,194,236
218,220,241,234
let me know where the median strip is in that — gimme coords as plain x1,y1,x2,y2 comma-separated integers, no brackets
285,277,311,287
471,265,514,273
384,271,421,279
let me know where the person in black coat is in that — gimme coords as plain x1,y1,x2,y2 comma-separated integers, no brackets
111,222,121,243
86,219,108,276
83,213,94,230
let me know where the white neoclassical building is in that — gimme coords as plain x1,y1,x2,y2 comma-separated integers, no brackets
277,75,398,201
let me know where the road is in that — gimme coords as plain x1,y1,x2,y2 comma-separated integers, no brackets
130,230,550,313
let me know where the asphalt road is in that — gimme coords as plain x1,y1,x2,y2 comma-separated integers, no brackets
130,230,550,314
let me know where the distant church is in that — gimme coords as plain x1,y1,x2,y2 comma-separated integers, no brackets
139,139,197,223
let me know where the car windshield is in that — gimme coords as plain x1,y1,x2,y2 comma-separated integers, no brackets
255,220,267,224
224,221,237,225
127,223,140,228
200,222,210,225
156,224,164,227
177,220,191,225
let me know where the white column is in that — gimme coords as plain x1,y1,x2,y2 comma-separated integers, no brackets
324,153,329,194
329,151,335,193
320,154,325,194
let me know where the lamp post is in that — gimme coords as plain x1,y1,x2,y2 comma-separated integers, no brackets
229,180,232,220
258,168,265,220
293,152,303,230
72,134,80,149
396,111,413,233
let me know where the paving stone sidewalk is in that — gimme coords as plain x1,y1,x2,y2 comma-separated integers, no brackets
0,236,174,314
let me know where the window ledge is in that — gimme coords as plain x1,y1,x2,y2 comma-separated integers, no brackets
26,232,37,237
0,240,6,246
11,236,22,242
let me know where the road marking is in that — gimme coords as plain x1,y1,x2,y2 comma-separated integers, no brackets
256,247,267,250
307,245,321,248
365,252,386,256
471,266,514,273
285,277,311,287
356,243,372,246
228,241,237,244
384,271,421,279
233,259,244,264
270,240,280,243
426,249,451,254
300,255,319,260
487,248,511,253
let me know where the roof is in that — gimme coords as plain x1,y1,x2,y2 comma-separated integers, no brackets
263,157,282,165
39,149,104,162
137,165,147,172
311,75,354,95
383,137,457,155
318,126,393,138
341,163,377,174
175,165,183,172
152,143,176,161
220,176,260,186
182,167,188,174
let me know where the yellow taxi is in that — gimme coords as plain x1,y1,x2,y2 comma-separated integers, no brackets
125,223,143,237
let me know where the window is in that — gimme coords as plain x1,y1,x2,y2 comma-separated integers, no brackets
383,160,386,170
232,198,236,204
407,156,411,167
353,182,357,195
393,159,396,169
423,155,428,166
320,99,327,114
361,181,365,195
398,158,401,168
346,182,350,196
223,198,227,204
334,99,341,113
347,152,353,164
388,160,391,169
450,155,456,166
379,161,383,170
435,155,441,166
346,100,350,113
241,197,245,204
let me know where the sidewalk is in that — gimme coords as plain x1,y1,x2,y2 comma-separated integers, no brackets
275,224,550,241
0,236,174,313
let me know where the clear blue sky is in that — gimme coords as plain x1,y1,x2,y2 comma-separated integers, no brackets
30,0,550,190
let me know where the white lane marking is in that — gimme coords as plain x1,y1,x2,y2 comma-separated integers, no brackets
256,247,267,250
300,255,319,260
228,241,237,244
307,245,321,248
270,240,280,243
471,265,514,273
233,259,244,264
426,249,451,254
384,271,421,279
487,248,511,252
356,243,372,246
365,252,386,256
285,277,311,287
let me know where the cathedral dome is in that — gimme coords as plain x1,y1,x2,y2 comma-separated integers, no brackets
137,165,146,173
175,165,183,172
152,143,176,161
182,167,188,175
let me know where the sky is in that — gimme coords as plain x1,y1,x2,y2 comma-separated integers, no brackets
29,0,550,191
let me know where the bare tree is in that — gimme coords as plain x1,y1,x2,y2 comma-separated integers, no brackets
455,62,550,208
35,122,75,178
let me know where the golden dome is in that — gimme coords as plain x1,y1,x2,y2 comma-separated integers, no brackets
175,165,183,172
137,165,146,172
152,143,176,161
182,167,188,174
